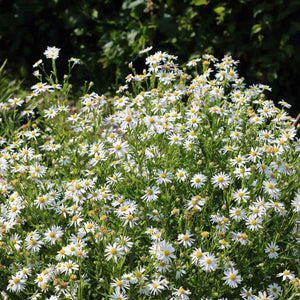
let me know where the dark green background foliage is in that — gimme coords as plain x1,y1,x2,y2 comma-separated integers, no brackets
0,0,299,115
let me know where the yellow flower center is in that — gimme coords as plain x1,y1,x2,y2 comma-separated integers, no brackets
229,274,236,280
117,280,123,286
14,278,20,284
182,235,189,241
195,251,202,258
110,248,117,255
126,215,134,221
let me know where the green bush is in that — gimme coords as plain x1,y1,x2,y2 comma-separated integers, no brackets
0,0,300,113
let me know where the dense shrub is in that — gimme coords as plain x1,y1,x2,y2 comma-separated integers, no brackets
0,46,299,299
0,0,300,113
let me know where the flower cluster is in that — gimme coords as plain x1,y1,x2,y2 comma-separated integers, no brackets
0,47,299,300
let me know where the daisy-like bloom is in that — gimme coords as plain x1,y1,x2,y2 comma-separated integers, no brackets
263,181,280,199
116,236,133,252
186,195,205,211
111,141,129,158
28,163,47,178
178,231,195,248
111,278,130,293
8,97,24,107
187,57,201,67
230,154,248,167
222,144,238,154
172,286,192,300
33,69,39,77
59,155,70,166
29,292,42,300
46,296,59,300
139,46,153,54
17,267,32,280
20,145,35,161
122,213,138,228
249,204,266,218
7,275,26,293
82,221,97,234
10,233,22,251
291,194,300,212
156,261,171,273
44,226,64,244
267,283,281,298
269,201,286,216
278,99,291,108
190,247,206,265
246,216,263,231
200,253,218,272
155,169,172,185
176,169,188,182
70,57,80,64
109,290,128,300
33,59,43,68
44,107,58,119
230,130,243,140
264,242,280,259
168,134,183,145
231,232,250,245
218,239,230,249
211,172,231,189
247,147,263,163
141,186,160,203
105,243,125,263
240,287,255,300
187,114,201,128
175,263,186,279
232,188,250,204
233,166,252,179
156,240,176,263
107,173,124,186
26,234,44,252
224,261,236,270
277,269,295,281
229,207,245,221
61,260,79,275
44,46,60,60
223,268,242,288
255,291,274,300
148,278,166,295
190,173,207,189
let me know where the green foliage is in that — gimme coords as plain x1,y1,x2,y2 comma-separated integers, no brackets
0,0,299,112
0,60,22,103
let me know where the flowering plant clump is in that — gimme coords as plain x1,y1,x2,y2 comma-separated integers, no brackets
0,47,299,300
